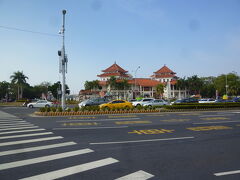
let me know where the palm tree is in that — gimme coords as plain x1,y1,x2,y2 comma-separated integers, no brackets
155,84,165,99
107,76,117,90
10,71,28,100
187,75,203,95
176,78,187,99
115,79,130,99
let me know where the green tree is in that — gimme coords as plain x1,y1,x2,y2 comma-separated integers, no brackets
107,76,117,90
155,83,165,99
214,73,240,96
187,75,203,95
48,81,69,99
200,77,216,98
0,81,10,100
10,71,28,99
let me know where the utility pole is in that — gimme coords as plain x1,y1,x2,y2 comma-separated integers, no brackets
58,9,68,109
134,66,140,98
225,74,228,96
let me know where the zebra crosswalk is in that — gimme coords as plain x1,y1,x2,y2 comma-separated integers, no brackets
0,110,154,180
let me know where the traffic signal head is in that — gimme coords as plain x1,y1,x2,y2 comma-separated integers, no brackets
58,50,62,56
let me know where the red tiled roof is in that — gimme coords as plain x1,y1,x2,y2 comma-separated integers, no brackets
99,79,176,87
128,78,162,87
151,74,176,78
102,63,128,73
97,72,130,78
154,65,175,74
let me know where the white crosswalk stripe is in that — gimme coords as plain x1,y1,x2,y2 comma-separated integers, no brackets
116,170,154,180
0,136,63,147
0,149,94,170
0,118,23,121
0,124,35,128
0,141,76,156
0,128,45,135
20,158,119,180
0,122,32,126
0,120,26,123
0,132,53,140
0,110,155,179
0,126,39,131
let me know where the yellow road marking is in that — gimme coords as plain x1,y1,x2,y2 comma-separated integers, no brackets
68,116,96,120
108,115,137,118
200,117,229,121
62,122,100,126
187,125,232,131
161,119,190,122
115,121,151,125
128,129,175,135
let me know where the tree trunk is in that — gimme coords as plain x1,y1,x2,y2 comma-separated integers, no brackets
20,86,23,99
17,85,20,100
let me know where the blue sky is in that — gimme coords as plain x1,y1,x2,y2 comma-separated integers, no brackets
0,0,240,94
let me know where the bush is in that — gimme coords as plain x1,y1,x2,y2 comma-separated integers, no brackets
51,107,57,112
40,107,46,112
46,107,51,112
67,108,71,112
164,102,240,110
73,106,79,112
58,107,63,112
143,106,148,110
125,106,130,111
136,105,143,110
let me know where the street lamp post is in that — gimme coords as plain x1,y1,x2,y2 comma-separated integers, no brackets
134,66,140,98
225,74,228,96
58,9,68,110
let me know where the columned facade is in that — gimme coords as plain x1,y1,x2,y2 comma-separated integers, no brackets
79,63,188,100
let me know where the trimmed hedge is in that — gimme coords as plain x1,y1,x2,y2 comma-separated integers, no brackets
165,102,240,110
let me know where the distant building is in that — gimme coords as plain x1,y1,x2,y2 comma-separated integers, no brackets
79,63,187,100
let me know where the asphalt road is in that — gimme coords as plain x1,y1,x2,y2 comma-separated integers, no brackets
0,107,240,180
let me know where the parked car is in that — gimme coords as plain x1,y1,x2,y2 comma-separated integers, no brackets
131,98,155,107
170,98,199,105
198,98,216,103
27,100,53,108
215,99,234,103
99,100,133,110
233,97,240,102
78,97,109,108
129,99,137,102
143,99,168,107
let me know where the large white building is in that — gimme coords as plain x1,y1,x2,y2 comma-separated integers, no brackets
80,63,187,100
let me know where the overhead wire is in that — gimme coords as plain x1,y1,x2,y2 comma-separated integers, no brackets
0,25,60,37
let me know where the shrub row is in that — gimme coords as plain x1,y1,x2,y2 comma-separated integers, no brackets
39,105,157,113
165,103,240,110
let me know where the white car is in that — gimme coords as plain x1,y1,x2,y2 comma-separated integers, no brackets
198,98,216,103
143,99,168,107
131,98,155,107
27,100,53,108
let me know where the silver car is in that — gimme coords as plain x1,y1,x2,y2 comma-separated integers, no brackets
132,98,155,107
143,99,168,107
27,100,53,108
